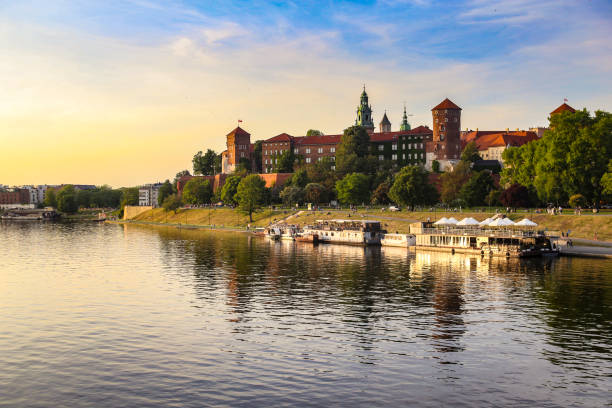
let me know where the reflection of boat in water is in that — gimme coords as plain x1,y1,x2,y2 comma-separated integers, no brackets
380,233,415,247
303,219,384,245
1,208,59,221
410,221,558,258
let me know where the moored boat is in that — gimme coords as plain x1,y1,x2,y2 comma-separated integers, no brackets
303,220,385,246
380,233,416,247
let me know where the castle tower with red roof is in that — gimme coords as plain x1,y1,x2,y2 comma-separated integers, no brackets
426,98,462,171
550,102,576,116
221,126,251,174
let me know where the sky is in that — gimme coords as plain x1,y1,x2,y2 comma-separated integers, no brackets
1,0,611,187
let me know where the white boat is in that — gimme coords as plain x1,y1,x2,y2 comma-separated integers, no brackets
381,233,416,247
280,225,300,240
303,219,384,246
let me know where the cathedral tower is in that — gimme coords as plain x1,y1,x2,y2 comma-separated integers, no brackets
355,86,375,132
431,98,461,160
379,111,391,132
399,105,411,131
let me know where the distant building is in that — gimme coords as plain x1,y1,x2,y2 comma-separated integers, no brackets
473,131,539,164
138,183,162,207
0,188,31,207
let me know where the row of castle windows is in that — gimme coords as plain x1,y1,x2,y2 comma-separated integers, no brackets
378,143,424,151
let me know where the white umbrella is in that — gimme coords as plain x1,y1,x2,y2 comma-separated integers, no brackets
457,217,479,226
515,218,538,227
433,217,450,225
479,217,492,226
446,217,459,225
489,217,515,227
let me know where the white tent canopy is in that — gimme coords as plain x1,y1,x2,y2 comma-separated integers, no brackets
515,218,538,227
479,217,493,226
457,217,479,226
488,217,516,227
433,217,450,225
446,217,459,225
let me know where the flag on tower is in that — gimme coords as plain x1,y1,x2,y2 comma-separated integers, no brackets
564,98,568,103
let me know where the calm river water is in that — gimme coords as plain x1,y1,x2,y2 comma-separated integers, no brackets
1,221,610,407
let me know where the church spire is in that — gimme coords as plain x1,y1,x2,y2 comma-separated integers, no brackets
400,105,411,131
355,86,374,132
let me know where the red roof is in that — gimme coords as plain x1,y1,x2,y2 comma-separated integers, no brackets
226,126,250,138
264,133,294,143
295,134,342,145
432,98,461,111
474,131,538,150
462,130,504,143
550,103,576,115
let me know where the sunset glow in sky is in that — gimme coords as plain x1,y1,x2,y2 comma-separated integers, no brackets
2,0,611,187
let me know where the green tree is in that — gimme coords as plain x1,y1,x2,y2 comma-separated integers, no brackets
279,185,304,206
304,157,336,190
252,141,263,173
602,160,612,197
56,185,78,214
220,175,242,205
371,180,391,205
388,166,438,209
336,125,372,176
193,149,219,176
431,160,440,173
43,188,57,208
460,141,482,163
304,183,328,204
459,171,494,207
336,173,370,205
290,169,309,188
235,174,266,222
568,194,586,208
306,129,323,137
157,180,173,206
272,150,295,173
486,189,501,207
162,194,182,213
440,161,471,205
499,184,530,208
75,189,92,209
91,185,121,208
182,178,213,205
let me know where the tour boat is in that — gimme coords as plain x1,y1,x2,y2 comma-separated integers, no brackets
380,233,416,247
302,220,385,246
409,221,557,258
295,232,319,244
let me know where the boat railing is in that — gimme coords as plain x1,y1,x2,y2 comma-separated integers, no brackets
418,227,546,238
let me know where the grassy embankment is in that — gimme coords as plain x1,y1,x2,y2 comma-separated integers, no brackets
127,207,612,241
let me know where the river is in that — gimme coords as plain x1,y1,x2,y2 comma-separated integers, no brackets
1,221,610,407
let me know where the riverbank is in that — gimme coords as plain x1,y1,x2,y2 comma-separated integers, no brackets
124,207,612,242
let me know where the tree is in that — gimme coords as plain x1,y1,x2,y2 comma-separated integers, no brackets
193,149,219,176
486,189,501,207
335,173,370,205
237,157,252,173
290,169,309,188
602,160,612,197
43,188,57,208
279,185,304,206
220,175,242,205
273,150,295,173
568,194,586,208
440,161,471,205
304,183,328,204
501,109,611,206
432,160,440,173
120,187,139,211
162,194,182,213
335,126,372,176
460,141,482,163
235,174,266,222
306,129,323,137
75,189,92,209
459,171,494,207
182,178,213,205
252,141,263,173
371,180,391,205
56,185,78,214
157,180,173,207
388,166,438,209
499,184,530,208
304,157,336,191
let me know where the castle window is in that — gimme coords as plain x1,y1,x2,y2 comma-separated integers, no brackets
331,165,335,170
331,156,335,161
445,117,448,122
306,157,311,163
294,148,299,154
318,147,323,153
402,144,405,149
392,144,397,150
402,154,406,160
378,155,384,161
318,157,322,162
306,148,311,154
378,145,384,151
392,154,397,160
331,147,335,153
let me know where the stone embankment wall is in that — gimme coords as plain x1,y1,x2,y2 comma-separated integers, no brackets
124,205,152,220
